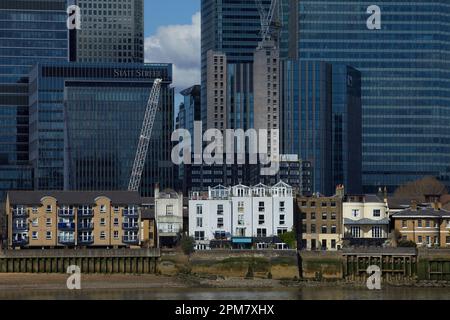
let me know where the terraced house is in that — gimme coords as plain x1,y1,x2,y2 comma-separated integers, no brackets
6,191,143,249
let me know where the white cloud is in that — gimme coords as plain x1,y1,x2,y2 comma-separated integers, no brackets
144,12,201,93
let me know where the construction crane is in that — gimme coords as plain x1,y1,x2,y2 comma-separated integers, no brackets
128,78,163,192
255,0,279,42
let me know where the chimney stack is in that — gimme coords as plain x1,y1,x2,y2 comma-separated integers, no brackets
155,183,160,199
411,200,418,211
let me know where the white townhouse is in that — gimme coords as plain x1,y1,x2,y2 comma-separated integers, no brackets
189,182,294,250
154,185,184,247
342,194,390,246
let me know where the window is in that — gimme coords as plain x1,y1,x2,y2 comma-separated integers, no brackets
331,202,336,207
311,212,316,220
32,231,38,240
418,236,423,243
446,236,450,244
114,218,119,226
238,214,244,226
277,228,288,236
373,209,381,217
194,231,205,241
114,231,119,240
257,228,267,237
196,217,203,228
426,220,430,228
279,201,285,212
310,202,316,207
331,239,336,249
114,206,120,212
100,205,106,213
196,205,203,215
321,202,327,207
100,218,106,226
280,214,285,225
32,207,38,214
322,212,327,220
372,226,382,238
166,205,174,216
217,204,224,215
301,201,307,207
46,205,52,213
418,220,423,228
331,212,337,220
352,209,360,218
100,231,106,240
258,202,265,212
426,236,431,244
31,218,38,227
331,225,337,234
217,217,224,228
46,232,52,240
321,225,327,234
238,201,244,213
302,224,307,233
310,224,316,233
259,214,265,225
350,226,361,238
402,220,407,228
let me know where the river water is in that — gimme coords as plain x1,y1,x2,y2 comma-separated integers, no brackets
0,287,449,300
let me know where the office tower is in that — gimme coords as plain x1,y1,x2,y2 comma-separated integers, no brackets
0,0,69,198
177,85,201,195
28,63,174,197
332,66,362,194
253,40,280,156
281,60,362,196
73,0,144,63
201,0,270,130
297,0,450,192
206,51,227,130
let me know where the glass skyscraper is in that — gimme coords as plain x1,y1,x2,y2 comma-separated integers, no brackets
29,63,174,197
0,0,68,198
296,0,450,192
72,0,144,63
281,61,362,195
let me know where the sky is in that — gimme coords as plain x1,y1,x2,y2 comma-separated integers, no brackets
143,1,201,103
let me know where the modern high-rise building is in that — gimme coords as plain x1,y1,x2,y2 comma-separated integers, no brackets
296,0,450,192
29,63,174,197
281,60,362,196
72,0,144,63
0,0,69,198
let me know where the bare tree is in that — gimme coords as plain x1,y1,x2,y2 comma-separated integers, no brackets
393,176,447,202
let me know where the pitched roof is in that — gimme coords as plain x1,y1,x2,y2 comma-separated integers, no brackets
392,207,450,218
7,191,142,206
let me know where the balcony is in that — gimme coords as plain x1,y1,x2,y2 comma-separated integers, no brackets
58,237,75,245
77,209,94,217
123,209,139,217
12,237,29,246
13,224,28,232
78,236,94,244
12,209,28,217
78,223,94,231
122,236,139,244
123,223,139,230
58,222,76,231
58,209,75,217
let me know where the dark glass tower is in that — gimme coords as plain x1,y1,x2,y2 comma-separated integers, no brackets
297,0,450,192
29,63,174,197
73,0,144,63
0,0,69,198
281,60,362,195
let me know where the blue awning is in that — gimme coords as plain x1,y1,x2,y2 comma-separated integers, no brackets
232,237,252,244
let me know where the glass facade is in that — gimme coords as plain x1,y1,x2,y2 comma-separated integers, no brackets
0,0,68,198
73,0,144,63
29,63,174,196
281,60,362,195
297,0,450,192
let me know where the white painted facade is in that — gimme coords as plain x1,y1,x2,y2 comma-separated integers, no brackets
189,182,294,250
342,195,389,239
155,186,184,240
